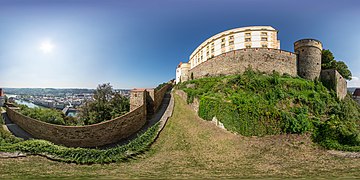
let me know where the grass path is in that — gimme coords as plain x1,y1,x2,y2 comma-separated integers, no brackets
1,94,360,179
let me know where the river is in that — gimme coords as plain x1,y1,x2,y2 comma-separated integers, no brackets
5,94,42,108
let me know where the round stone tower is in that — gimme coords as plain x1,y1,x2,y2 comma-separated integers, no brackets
294,39,323,80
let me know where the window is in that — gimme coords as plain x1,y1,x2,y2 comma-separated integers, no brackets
262,44,268,48
221,38,225,42
245,38,251,42
229,41,234,45
221,44,225,48
261,32,267,36
246,45,251,48
245,32,251,36
206,51,209,56
261,37,268,41
229,35,234,40
211,43,214,47
211,48,214,53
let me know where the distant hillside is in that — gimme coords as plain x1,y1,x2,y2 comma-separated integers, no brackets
178,70,360,151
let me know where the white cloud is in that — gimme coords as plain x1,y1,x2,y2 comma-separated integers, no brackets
347,76,360,87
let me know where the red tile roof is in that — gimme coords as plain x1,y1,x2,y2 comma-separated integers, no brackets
354,88,360,96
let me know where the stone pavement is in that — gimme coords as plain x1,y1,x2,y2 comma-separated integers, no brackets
2,111,33,140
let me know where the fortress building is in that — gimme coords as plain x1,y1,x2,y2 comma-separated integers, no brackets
176,26,347,99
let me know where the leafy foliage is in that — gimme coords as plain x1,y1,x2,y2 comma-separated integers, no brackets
78,83,130,125
178,70,360,151
322,49,352,80
155,82,168,91
0,122,159,164
18,105,70,125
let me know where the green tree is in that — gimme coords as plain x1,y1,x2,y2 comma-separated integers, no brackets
321,49,352,80
79,83,130,125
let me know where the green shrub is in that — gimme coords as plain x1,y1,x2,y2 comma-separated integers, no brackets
0,122,159,164
179,70,360,151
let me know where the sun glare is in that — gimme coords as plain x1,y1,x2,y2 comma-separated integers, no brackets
40,40,55,54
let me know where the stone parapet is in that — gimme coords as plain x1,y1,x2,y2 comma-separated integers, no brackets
6,104,146,148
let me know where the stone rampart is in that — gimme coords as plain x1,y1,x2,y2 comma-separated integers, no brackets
189,48,297,80
6,83,172,148
154,84,171,112
320,69,347,100
6,105,146,148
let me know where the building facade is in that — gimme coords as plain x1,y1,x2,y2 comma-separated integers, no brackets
189,26,280,69
176,62,190,84
176,25,348,100
0,88,4,107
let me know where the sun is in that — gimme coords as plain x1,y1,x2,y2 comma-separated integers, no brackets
39,40,55,54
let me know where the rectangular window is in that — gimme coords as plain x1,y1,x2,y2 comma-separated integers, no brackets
211,48,214,53
261,32,267,36
246,45,251,48
262,44,268,48
229,41,234,45
221,44,225,48
211,43,214,47
245,38,251,42
221,38,225,42
261,37,268,41
229,35,234,40
245,32,251,36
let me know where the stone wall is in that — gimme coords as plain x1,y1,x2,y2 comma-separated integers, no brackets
320,69,347,100
6,84,172,148
174,90,199,113
130,89,147,111
189,48,297,80
6,104,146,148
154,84,171,112
294,39,322,80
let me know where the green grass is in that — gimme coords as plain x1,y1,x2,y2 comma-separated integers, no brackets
1,94,360,179
177,70,360,151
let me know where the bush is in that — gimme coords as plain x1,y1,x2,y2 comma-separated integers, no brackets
19,105,66,125
0,122,159,164
78,83,130,125
179,71,360,151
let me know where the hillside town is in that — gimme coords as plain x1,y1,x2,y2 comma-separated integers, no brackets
1,88,130,116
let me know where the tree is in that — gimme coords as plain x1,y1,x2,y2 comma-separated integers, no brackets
78,83,130,125
321,49,352,80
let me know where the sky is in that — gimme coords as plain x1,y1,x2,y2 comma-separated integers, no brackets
0,0,359,89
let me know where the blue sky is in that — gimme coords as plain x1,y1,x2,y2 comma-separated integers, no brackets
0,0,359,88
